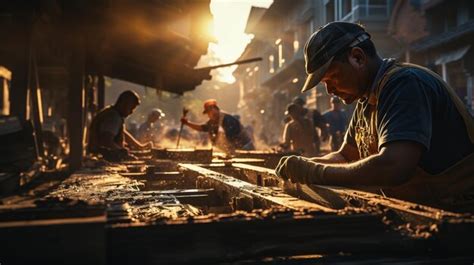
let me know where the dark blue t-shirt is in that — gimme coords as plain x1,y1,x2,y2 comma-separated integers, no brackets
346,64,474,174
323,110,349,135
222,114,242,140
202,113,251,148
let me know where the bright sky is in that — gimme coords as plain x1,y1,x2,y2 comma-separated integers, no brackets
205,0,273,83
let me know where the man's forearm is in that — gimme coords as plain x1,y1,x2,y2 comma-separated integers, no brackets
184,121,204,132
322,154,413,187
310,142,359,164
124,130,144,148
309,152,347,164
276,141,422,189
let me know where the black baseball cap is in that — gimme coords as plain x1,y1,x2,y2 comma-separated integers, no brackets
301,22,371,92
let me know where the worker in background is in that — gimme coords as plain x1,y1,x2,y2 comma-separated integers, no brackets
245,119,257,145
323,96,349,151
292,96,328,154
280,103,318,157
137,108,165,143
87,90,152,161
275,22,474,212
180,99,254,153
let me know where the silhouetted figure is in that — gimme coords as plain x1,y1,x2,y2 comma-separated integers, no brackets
280,103,318,156
323,96,349,151
88,90,151,161
137,108,165,142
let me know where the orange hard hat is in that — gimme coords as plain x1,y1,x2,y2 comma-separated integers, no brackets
202,99,218,114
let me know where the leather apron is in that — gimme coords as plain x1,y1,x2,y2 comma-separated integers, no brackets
356,62,474,212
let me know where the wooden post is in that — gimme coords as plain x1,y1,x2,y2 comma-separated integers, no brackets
29,53,45,158
98,75,105,110
0,67,12,115
8,15,32,121
67,38,85,171
10,51,29,121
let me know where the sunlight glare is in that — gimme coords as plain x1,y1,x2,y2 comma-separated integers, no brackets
206,0,273,83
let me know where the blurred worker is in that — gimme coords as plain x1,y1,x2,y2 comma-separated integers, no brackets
323,96,349,151
275,22,474,211
292,96,328,153
234,114,257,145
87,90,152,160
137,108,165,143
180,99,254,153
246,119,257,144
280,103,318,156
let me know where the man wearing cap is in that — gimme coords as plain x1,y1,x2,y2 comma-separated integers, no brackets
275,22,474,211
137,108,165,143
280,103,318,156
323,96,349,151
88,90,152,161
181,99,254,152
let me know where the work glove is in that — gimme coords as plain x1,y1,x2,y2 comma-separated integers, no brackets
275,155,326,185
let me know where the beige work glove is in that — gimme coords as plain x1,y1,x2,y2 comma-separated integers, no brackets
275,155,326,185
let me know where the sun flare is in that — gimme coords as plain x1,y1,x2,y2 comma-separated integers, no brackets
206,0,273,83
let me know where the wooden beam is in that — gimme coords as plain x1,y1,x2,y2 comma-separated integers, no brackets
8,16,31,121
232,162,281,187
226,163,470,222
10,53,29,121
304,185,468,221
178,163,335,212
0,215,106,265
29,53,45,158
97,75,105,110
67,36,85,171
107,211,409,264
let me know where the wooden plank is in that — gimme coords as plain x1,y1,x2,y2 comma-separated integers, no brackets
107,211,410,265
0,215,106,265
178,163,335,212
304,185,467,221
232,162,281,187
152,148,213,163
211,158,266,166
29,53,45,158
228,254,474,264
234,150,298,168
0,215,105,228
223,163,474,251
227,163,471,222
